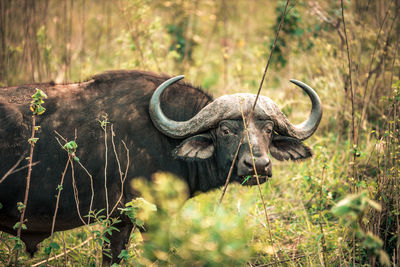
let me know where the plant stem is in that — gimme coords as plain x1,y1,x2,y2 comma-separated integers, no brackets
45,158,70,266
15,115,36,266
340,1,357,264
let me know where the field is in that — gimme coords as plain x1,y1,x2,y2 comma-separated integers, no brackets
0,0,399,266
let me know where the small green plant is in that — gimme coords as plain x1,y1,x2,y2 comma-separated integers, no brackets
14,88,47,265
63,141,79,162
120,198,157,229
332,191,390,266
86,209,121,259
30,88,47,115
45,138,80,265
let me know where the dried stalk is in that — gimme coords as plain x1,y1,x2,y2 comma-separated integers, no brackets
70,158,86,225
45,158,70,266
54,131,94,225
318,165,328,267
340,0,357,265
108,125,130,217
0,153,26,184
61,232,67,267
76,161,94,225
103,120,110,218
357,0,394,134
239,101,280,263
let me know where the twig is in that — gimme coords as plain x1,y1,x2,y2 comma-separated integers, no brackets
15,116,36,265
109,125,130,217
102,117,110,218
76,161,95,225
340,0,357,188
318,165,328,267
218,0,290,204
70,158,86,225
7,161,40,176
239,100,280,263
357,0,394,141
45,158,70,266
55,134,86,225
55,130,95,225
61,232,67,267
0,153,26,184
31,237,93,267
340,1,357,265
54,130,67,143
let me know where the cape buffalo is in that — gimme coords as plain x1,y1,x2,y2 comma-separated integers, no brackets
0,70,322,264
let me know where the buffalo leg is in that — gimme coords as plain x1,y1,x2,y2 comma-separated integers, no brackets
21,232,49,257
102,218,133,266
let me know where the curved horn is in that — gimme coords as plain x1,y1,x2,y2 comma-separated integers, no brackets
149,75,187,138
288,79,322,140
150,76,227,139
150,76,255,139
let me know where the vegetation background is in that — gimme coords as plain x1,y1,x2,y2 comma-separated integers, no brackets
0,0,399,266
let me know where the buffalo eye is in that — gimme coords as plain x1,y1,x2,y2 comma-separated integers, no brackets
263,121,274,136
220,125,231,136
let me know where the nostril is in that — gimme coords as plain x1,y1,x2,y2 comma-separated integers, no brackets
243,157,253,169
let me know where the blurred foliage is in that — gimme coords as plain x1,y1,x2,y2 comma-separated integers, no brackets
127,173,253,266
0,0,399,266
332,192,390,266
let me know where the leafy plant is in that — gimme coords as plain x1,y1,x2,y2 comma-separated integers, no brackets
332,191,390,266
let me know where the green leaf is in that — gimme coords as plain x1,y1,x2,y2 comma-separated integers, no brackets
13,222,20,230
63,141,78,153
28,137,39,144
105,229,113,235
17,202,25,212
12,237,23,250
31,88,48,100
45,246,52,255
50,242,60,250
13,222,26,230
118,249,130,260
103,236,111,244
241,175,252,185
35,106,46,115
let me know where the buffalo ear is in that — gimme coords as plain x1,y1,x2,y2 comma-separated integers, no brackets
269,136,312,161
173,134,214,160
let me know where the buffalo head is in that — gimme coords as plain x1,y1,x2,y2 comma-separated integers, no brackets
149,76,322,186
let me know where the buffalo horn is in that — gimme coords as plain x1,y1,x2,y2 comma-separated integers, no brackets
287,79,322,140
149,76,237,139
